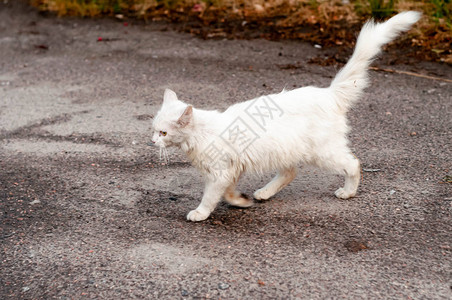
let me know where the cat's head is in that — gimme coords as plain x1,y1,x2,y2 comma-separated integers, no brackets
151,89,193,148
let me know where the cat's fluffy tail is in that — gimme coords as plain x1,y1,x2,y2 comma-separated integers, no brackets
329,11,420,111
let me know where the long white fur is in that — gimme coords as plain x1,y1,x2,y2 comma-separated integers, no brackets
151,11,420,222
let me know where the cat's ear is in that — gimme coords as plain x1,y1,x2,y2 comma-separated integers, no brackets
163,89,178,106
177,105,193,128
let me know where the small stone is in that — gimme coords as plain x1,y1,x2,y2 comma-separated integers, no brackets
344,240,368,252
181,289,189,296
30,199,41,205
389,190,396,195
22,286,30,292
218,283,230,290
253,4,265,13
363,168,381,172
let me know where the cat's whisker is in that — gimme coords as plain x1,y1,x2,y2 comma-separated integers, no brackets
158,146,169,164
164,147,170,164
167,148,170,164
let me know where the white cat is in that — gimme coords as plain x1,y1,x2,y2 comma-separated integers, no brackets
151,11,420,222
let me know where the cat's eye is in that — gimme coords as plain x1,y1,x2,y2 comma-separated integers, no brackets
160,131,167,136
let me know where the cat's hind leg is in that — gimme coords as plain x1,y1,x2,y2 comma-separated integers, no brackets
253,167,297,200
331,152,361,199
224,182,253,208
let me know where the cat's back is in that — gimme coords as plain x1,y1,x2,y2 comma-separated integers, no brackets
222,86,335,118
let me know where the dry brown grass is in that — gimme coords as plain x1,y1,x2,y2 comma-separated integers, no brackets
30,0,452,63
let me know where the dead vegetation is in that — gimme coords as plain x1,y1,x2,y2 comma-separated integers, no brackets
30,1,452,64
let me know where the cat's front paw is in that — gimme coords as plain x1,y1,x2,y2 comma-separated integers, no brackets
187,209,210,222
334,188,356,199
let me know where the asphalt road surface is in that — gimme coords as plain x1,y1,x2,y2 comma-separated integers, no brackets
1,2,451,299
